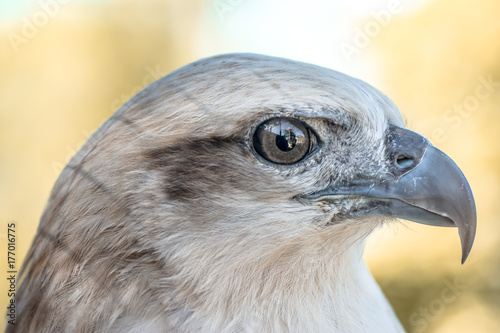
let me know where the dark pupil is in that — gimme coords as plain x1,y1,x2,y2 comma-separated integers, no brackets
275,129,297,152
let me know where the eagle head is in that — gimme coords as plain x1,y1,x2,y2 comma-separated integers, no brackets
11,54,476,333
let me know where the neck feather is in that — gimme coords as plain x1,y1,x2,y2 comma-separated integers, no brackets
161,220,403,332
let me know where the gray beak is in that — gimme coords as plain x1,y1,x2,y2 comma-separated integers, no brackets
302,125,477,264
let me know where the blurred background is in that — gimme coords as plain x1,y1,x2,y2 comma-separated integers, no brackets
1,0,499,331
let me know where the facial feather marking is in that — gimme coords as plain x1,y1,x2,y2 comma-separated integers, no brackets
10,54,417,333
143,114,326,205
146,137,253,202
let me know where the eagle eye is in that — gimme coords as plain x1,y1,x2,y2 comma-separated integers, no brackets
253,117,316,165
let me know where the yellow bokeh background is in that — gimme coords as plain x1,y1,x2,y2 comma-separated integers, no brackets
1,0,499,331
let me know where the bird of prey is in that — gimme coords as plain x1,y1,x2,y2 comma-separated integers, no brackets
8,54,476,333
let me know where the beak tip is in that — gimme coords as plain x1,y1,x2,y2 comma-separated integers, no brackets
459,220,476,265
461,252,469,265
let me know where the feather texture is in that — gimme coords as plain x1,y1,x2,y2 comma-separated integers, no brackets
8,54,406,332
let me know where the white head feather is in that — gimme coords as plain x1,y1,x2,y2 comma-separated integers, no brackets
12,54,411,332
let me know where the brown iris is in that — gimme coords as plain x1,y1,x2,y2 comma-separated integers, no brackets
253,118,315,165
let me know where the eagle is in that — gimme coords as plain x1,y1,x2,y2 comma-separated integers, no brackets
8,54,476,332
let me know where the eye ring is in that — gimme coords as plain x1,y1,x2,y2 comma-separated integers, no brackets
252,117,317,165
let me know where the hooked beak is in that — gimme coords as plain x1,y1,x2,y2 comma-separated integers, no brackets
301,125,477,264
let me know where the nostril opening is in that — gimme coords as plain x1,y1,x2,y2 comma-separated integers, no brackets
396,154,415,168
